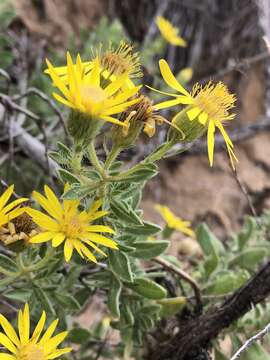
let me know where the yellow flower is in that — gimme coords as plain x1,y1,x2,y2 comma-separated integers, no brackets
156,16,187,47
45,41,141,90
0,303,71,360
45,52,141,127
100,41,142,79
0,185,28,228
155,205,194,238
153,59,237,167
27,185,117,263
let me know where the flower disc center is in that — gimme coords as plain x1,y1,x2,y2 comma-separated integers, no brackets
18,343,45,360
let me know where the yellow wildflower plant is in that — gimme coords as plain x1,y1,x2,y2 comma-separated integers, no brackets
27,185,118,263
45,52,141,127
0,303,72,360
153,59,237,167
156,16,187,47
0,185,28,229
155,204,195,238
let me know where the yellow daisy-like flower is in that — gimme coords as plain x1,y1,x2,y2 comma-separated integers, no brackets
0,185,28,228
0,303,71,360
45,52,141,127
27,185,117,263
45,41,140,90
156,16,187,47
153,59,237,167
155,205,195,238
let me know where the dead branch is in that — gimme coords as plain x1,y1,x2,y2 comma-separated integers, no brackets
148,260,270,360
230,322,270,360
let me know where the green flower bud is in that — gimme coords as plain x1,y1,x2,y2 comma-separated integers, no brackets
168,108,206,144
68,110,103,146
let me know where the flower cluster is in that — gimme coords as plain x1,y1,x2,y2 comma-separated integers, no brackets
0,24,241,360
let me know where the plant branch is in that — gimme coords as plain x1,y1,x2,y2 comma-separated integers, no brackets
148,260,270,360
230,322,270,360
153,256,202,309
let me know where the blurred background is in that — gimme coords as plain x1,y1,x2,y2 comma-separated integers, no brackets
0,0,269,245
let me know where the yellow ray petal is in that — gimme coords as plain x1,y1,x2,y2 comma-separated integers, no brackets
0,333,17,354
207,120,216,167
39,319,59,344
77,241,97,263
46,59,71,100
0,186,14,212
44,186,64,219
0,315,19,347
159,59,190,96
82,233,118,249
27,209,60,232
85,58,100,86
47,347,72,359
29,232,54,244
104,73,128,97
64,239,74,262
0,354,16,360
44,331,68,355
52,233,66,247
100,115,126,127
198,112,208,125
86,225,115,234
186,106,201,121
154,98,182,110
31,311,46,343
32,191,62,221
2,198,28,214
83,239,107,257
52,92,76,109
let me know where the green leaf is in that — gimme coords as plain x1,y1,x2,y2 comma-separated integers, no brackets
229,247,267,270
204,254,219,279
128,277,167,299
108,274,122,319
204,270,249,295
196,223,224,256
68,328,91,344
122,302,135,325
33,286,55,315
62,184,100,200
238,217,258,250
110,199,142,225
119,163,158,183
58,169,80,184
109,251,133,282
57,141,72,157
124,222,162,236
55,293,81,310
0,254,18,273
130,241,169,259
4,288,32,302
48,151,69,165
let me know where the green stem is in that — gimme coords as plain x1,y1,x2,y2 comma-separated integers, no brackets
16,252,26,272
143,141,174,163
88,141,105,177
0,265,16,277
0,273,22,288
26,247,55,272
104,146,121,170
